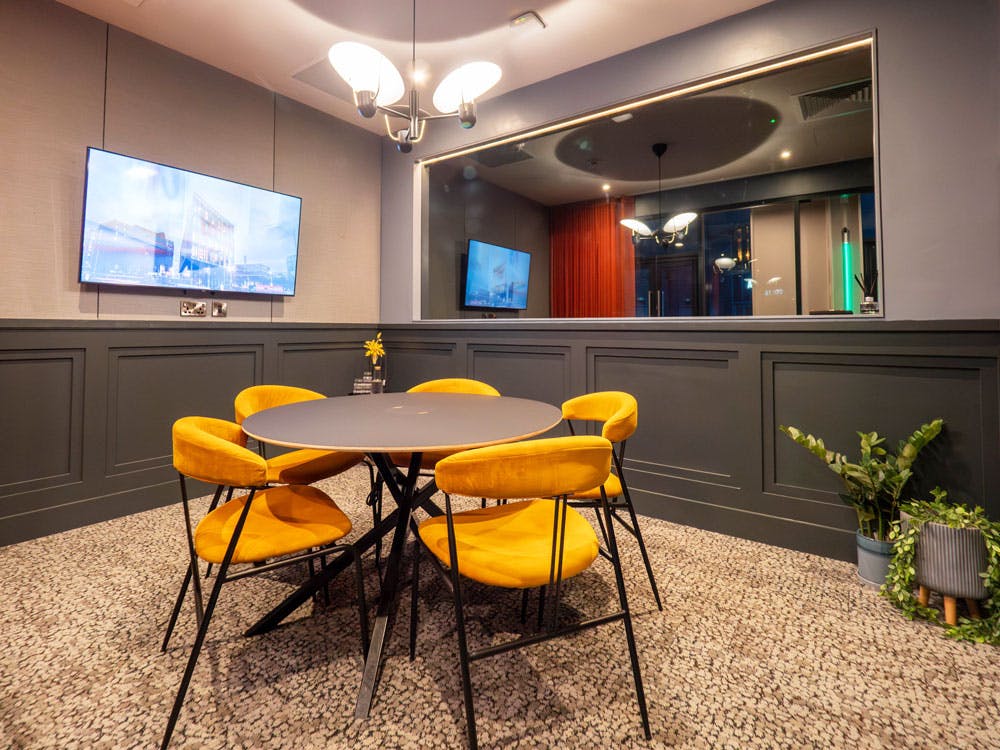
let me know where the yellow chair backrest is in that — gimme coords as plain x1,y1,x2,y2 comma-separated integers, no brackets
407,378,500,396
172,416,267,488
561,391,637,444
435,435,611,500
234,384,326,425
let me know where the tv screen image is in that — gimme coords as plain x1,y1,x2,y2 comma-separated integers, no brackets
79,148,302,296
463,239,531,310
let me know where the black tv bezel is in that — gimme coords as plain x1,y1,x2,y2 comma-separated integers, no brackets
77,146,303,298
461,238,531,311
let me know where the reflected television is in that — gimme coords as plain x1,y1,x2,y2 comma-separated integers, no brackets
78,148,301,296
463,239,531,310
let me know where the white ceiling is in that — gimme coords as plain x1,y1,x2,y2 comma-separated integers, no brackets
56,0,774,134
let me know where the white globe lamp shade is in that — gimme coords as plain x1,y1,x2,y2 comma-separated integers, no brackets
620,218,653,236
663,211,698,234
328,42,405,106
432,62,502,113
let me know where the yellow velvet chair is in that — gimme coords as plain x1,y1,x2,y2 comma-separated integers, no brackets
234,384,364,485
413,435,651,750
562,390,661,610
160,416,369,750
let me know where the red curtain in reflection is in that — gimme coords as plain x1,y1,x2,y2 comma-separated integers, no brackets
550,197,636,317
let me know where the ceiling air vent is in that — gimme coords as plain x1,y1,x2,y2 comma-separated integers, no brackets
797,79,872,121
468,143,534,168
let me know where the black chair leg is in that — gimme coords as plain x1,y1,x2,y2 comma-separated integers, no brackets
519,589,529,625
620,494,662,610
599,490,651,740
161,563,193,653
409,538,420,661
161,553,232,750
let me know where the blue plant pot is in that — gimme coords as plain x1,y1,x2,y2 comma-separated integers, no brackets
856,531,894,588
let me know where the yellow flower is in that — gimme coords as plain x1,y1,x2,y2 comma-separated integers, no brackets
363,331,384,364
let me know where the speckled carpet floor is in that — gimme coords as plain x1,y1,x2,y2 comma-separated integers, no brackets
1,465,997,749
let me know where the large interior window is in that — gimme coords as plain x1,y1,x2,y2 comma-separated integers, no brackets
420,38,878,320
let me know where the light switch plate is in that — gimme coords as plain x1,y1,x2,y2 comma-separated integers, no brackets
211,301,228,318
180,300,207,317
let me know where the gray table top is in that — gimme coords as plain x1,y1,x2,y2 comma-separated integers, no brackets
241,392,563,453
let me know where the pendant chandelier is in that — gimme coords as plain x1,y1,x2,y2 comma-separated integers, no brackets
328,1,501,153
620,143,697,245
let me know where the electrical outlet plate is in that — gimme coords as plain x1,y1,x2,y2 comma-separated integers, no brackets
211,301,228,318
180,300,207,317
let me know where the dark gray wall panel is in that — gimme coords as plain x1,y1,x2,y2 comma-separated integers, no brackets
278,342,360,397
378,320,1000,562
0,323,374,547
591,348,740,479
107,346,259,474
766,353,997,517
0,350,83,494
469,344,569,406
384,341,458,392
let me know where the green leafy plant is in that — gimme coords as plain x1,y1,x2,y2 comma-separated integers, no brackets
882,488,1000,645
779,419,943,541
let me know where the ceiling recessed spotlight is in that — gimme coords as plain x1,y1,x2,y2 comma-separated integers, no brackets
780,149,792,159
601,183,611,192
611,112,633,123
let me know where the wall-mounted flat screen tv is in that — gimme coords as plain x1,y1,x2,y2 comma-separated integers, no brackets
463,239,531,310
78,147,301,296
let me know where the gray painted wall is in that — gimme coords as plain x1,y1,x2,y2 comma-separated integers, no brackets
380,0,1000,322
0,0,382,323
426,168,550,319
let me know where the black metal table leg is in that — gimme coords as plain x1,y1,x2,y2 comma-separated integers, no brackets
354,451,438,719
244,508,400,637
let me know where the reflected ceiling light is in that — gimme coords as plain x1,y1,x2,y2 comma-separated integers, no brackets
714,256,736,272
780,149,792,159
620,143,698,245
329,0,501,153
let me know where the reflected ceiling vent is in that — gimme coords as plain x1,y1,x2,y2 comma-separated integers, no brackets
468,143,534,168
797,79,872,121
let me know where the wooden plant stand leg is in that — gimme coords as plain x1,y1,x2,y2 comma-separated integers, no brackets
965,598,982,620
917,586,930,607
943,596,958,626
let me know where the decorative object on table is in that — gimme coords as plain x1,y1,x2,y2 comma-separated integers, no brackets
779,418,944,586
882,488,1000,644
362,331,386,394
327,0,501,153
855,270,879,315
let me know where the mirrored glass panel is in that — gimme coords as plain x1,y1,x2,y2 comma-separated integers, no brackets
422,39,877,319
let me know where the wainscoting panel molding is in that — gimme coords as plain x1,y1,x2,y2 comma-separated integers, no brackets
0,322,375,546
382,321,1000,561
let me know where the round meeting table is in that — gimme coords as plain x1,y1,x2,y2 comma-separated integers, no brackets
241,391,563,718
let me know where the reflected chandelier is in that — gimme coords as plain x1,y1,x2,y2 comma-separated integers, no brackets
620,143,697,245
328,0,501,153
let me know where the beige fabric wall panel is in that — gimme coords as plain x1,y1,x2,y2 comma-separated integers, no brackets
799,200,832,314
0,1,105,319
98,27,276,320
750,203,797,316
273,96,380,324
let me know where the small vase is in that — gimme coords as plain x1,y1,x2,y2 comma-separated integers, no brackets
370,362,384,394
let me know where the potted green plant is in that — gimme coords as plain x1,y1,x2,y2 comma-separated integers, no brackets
883,489,1000,644
779,419,944,586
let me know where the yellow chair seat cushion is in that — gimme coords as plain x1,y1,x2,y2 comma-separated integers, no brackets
418,499,599,589
265,449,363,485
195,484,352,565
568,472,622,501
